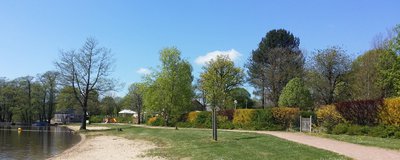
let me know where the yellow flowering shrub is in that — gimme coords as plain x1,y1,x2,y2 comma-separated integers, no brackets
271,107,300,129
380,97,400,127
187,111,199,123
147,117,157,125
232,109,256,128
146,116,165,126
316,105,345,132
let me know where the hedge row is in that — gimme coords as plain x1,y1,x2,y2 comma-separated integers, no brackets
174,107,300,130
317,97,400,132
89,115,135,123
335,99,382,125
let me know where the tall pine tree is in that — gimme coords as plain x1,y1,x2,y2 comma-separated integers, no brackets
247,29,304,107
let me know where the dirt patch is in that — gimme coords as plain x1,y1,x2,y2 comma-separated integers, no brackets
48,135,164,160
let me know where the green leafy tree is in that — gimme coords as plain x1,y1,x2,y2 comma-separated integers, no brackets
100,96,118,115
307,46,351,105
32,80,49,122
278,78,312,110
389,24,400,55
15,76,34,123
200,55,244,110
194,79,207,109
350,49,384,99
0,79,21,122
377,24,400,97
143,47,194,125
56,86,81,113
56,86,100,115
247,29,304,108
230,88,254,109
123,83,145,124
0,77,36,123
38,71,59,123
200,55,244,141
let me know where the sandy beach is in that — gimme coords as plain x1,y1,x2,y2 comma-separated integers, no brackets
48,126,164,160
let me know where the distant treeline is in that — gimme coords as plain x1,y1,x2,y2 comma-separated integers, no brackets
1,25,400,126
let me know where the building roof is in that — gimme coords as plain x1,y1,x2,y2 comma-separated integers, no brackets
118,109,137,114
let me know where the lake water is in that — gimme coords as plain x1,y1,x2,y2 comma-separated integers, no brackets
0,125,81,160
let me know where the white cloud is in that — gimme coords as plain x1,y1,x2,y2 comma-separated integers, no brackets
195,49,241,65
136,67,151,75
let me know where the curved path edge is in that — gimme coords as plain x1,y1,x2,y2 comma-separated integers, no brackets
130,124,400,160
230,130,400,160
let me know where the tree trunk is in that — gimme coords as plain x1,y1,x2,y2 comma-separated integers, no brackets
28,80,32,124
80,107,87,130
80,96,89,130
164,110,170,126
47,88,54,124
47,103,53,124
8,113,12,122
137,105,141,124
212,107,218,141
42,93,46,122
262,85,265,109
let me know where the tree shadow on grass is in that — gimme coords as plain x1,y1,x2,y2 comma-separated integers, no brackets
234,136,260,141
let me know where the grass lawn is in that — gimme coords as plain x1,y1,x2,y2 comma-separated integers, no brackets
81,124,348,160
309,133,400,150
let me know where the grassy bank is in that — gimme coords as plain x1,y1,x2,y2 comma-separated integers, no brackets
309,133,400,150
81,124,348,160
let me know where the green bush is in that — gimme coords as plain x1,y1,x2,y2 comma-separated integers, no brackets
368,125,388,138
89,115,104,123
278,78,313,110
359,126,371,135
251,109,279,130
332,123,349,135
116,116,133,123
218,116,235,129
194,111,212,128
328,124,400,139
346,125,368,135
331,124,372,136
366,125,400,138
395,131,400,139
300,111,317,126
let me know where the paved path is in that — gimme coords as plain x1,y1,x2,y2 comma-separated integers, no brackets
129,125,400,160
231,130,400,160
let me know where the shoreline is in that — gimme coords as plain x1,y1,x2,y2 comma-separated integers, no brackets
46,125,86,160
47,125,164,160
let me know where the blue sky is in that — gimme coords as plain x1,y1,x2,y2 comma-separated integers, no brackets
0,1,399,97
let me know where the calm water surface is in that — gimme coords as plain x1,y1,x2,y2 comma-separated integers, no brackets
0,125,81,160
